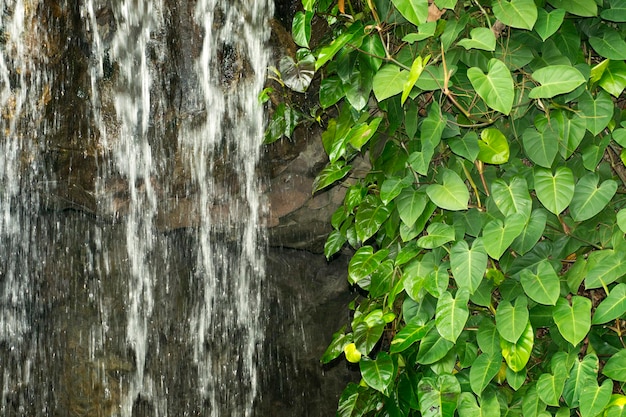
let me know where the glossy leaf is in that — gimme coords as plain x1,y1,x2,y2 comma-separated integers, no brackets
313,161,352,193
546,0,597,16
450,239,488,294
397,188,428,227
492,0,537,30
380,175,411,205
563,354,599,408
426,169,469,211
348,246,389,285
585,249,626,289
360,352,395,393
435,289,470,343
598,60,626,97
580,380,613,417
603,349,626,381
593,283,626,324
537,364,568,406
458,27,497,51
417,375,461,417
478,128,510,164
458,390,501,417
496,296,529,343
467,59,514,114
534,8,565,40
315,22,364,70
417,327,454,365
391,0,429,26
520,260,560,305
552,296,591,346
511,209,547,255
390,320,434,353
469,352,502,395
533,167,575,215
373,64,409,101
353,318,385,355
553,109,587,159
321,327,351,363
570,173,617,222
500,321,534,372
319,76,345,108
337,383,379,417
529,65,586,99
417,222,455,249
491,176,532,220
482,213,526,260
355,195,391,242
402,55,430,104
292,11,313,48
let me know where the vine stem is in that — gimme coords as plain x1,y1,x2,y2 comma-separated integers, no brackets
461,161,482,208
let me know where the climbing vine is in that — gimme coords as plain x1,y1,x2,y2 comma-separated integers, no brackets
268,0,626,415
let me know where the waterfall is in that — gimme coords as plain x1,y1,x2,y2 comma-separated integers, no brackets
0,0,272,415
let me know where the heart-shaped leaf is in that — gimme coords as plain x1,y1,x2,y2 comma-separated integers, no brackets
468,59,514,114
458,27,496,51
533,167,575,215
491,176,532,220
448,132,480,162
511,209,548,255
292,11,313,48
585,249,626,289
578,90,615,135
580,380,613,417
598,60,626,98
496,296,529,343
593,283,626,325
390,320,434,353
391,0,429,26
529,65,586,98
458,389,501,417
417,327,454,364
537,364,568,406
603,349,626,381
280,52,315,93
355,195,392,242
450,238,488,294
553,296,591,346
553,109,587,159
534,8,565,40
397,188,428,227
373,64,409,101
313,161,352,193
478,128,510,164
563,354,599,408
483,213,527,259
418,375,461,417
469,352,503,395
492,0,538,30
546,0,597,16
426,169,469,211
500,320,534,372
360,352,396,393
590,28,626,60
522,125,559,168
319,76,345,109
435,289,470,343
348,246,389,286
570,173,617,222
520,260,560,305
417,222,455,249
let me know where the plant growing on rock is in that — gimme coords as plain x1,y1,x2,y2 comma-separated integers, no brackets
270,0,626,415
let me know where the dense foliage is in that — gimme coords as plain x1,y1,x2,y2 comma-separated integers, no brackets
267,0,626,415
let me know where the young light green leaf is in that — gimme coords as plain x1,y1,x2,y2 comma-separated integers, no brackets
522,126,559,168
469,352,503,395
529,65,586,98
458,27,497,51
563,354,599,408
380,175,412,205
348,246,389,286
435,289,470,343
348,118,382,151
598,60,626,98
520,260,560,305
426,169,469,211
417,222,455,249
534,8,565,40
580,380,613,417
373,64,409,101
450,238,488,294
578,90,615,135
609,298,626,329
603,349,626,381
570,173,617,222
496,296,529,343
500,321,534,372
360,352,396,394
402,55,430,104
553,296,591,346
533,167,575,215
483,213,527,260
492,0,538,30
478,128,510,164
467,59,514,114
491,176,532,220
391,0,429,26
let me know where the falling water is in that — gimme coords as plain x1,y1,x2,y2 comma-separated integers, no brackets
0,0,272,415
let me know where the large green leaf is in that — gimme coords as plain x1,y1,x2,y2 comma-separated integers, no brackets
537,363,568,406
547,0,597,16
380,175,412,205
435,289,470,343
580,380,613,417
292,11,313,48
500,320,534,372
603,349,626,381
348,246,389,285
522,384,548,417
426,169,469,211
593,283,626,325
482,213,527,260
563,354,599,408
355,195,391,242
390,320,434,353
348,118,382,151
569,173,617,222
417,327,454,365
534,8,565,41
511,209,548,255
458,27,497,51
458,390,501,417
533,167,575,215
421,102,446,150
337,383,379,417
491,176,532,220
450,239,488,294
321,327,351,364
529,65,586,98
448,132,480,162
467,59,514,114
578,90,615,135
598,60,626,98
553,296,591,346
601,0,626,21
553,109,587,159
520,260,560,305
313,161,352,193
478,128,510,164
417,375,461,417
589,27,626,60
496,296,529,343
492,0,537,30
315,22,364,70
319,76,345,109
396,188,428,227
373,64,409,101
522,125,559,168
469,352,503,395
353,318,385,355
585,249,626,289
360,352,396,394
417,222,455,249
391,0,429,26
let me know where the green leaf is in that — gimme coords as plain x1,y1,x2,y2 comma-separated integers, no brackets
590,28,626,60
496,296,529,343
537,365,568,406
522,125,559,168
483,213,527,260
580,380,613,417
435,289,470,343
349,118,382,151
553,296,591,346
353,312,386,355
417,327,455,365
426,169,469,211
522,384,547,417
380,176,411,205
422,102,446,149
325,229,348,259
603,349,626,381
313,161,352,193
553,109,587,159
585,249,626,289
618,209,626,233
458,390,501,417
478,127,510,164
468,59,514,114
390,320,434,353
563,354,599,408
529,65,586,99
397,188,428,227
417,375,461,417
402,22,437,43
534,8,565,41
337,383,379,417
391,0,429,26
470,352,503,395
315,22,364,70
578,90,615,135
319,76,345,109
511,209,548,255
360,36,385,72
491,176,532,220
355,195,391,242
417,222,455,249
344,68,373,111
533,167,575,215
348,246,389,285
402,55,430,104
500,320,534,372
601,0,626,21
292,11,313,48
570,173,617,222
360,352,396,394
599,60,626,98
448,132,480,162
593,283,626,324
458,27,497,51
373,64,409,101
450,238,488,294
492,0,537,30
520,260,560,305
546,0,597,16
321,327,351,363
